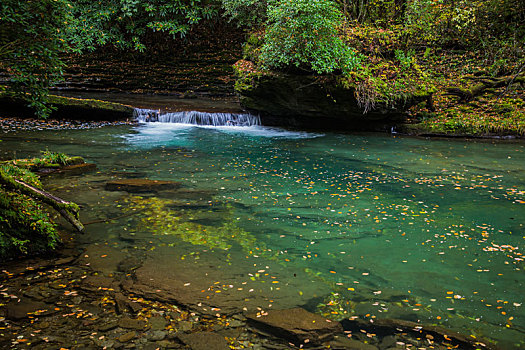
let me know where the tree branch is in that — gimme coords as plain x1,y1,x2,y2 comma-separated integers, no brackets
0,172,84,233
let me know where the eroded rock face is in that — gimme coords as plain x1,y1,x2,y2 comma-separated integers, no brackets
105,179,181,193
236,71,428,130
245,307,342,346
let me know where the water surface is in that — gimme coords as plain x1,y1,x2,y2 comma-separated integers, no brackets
2,122,524,348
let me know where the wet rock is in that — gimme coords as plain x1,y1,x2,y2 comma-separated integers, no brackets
129,246,331,316
118,256,142,273
54,256,76,265
79,245,127,276
246,308,342,346
49,279,68,290
119,317,149,330
156,340,182,349
127,301,143,314
379,335,397,349
6,299,52,320
93,337,116,348
235,70,427,129
23,288,44,301
146,330,167,341
98,320,120,332
34,321,51,330
330,335,379,350
176,320,193,332
228,319,244,328
58,163,97,175
105,179,181,193
72,296,83,304
177,332,229,350
118,331,137,343
111,170,148,178
81,275,117,291
149,316,168,331
115,293,130,314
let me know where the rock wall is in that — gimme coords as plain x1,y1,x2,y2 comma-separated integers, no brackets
235,68,429,130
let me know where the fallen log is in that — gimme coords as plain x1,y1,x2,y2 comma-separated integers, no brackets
0,171,84,233
445,73,524,101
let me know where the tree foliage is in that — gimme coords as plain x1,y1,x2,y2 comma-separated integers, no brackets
222,0,267,27
0,0,71,118
1,0,220,118
66,0,219,53
1,0,523,118
260,0,360,74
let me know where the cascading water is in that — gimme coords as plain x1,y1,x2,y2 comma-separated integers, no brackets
133,108,261,127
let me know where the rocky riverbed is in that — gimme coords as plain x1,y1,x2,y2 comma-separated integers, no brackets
0,117,503,350
0,242,496,350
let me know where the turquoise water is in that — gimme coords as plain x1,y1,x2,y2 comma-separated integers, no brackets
2,123,524,348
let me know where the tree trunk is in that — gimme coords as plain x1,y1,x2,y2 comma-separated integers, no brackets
445,73,524,102
0,172,84,232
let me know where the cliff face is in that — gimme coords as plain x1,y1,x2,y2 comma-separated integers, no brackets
235,66,429,130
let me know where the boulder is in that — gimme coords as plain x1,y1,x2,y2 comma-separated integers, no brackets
105,178,181,193
235,68,429,130
246,307,342,346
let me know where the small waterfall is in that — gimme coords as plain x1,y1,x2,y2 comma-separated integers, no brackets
133,108,261,127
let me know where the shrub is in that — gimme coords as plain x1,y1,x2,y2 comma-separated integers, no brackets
259,0,360,75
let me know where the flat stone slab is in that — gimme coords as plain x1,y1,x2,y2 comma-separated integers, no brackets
126,246,331,316
78,245,127,276
6,299,53,320
105,178,181,193
246,308,342,346
177,332,229,350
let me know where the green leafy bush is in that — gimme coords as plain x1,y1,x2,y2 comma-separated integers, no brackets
260,0,360,74
222,0,268,27
66,0,219,52
0,0,71,118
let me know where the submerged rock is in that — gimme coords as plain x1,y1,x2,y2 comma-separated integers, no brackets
6,299,51,320
57,163,97,175
245,307,342,346
177,332,229,350
105,178,182,193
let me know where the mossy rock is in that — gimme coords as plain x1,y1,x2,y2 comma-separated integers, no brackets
234,67,429,130
0,93,134,121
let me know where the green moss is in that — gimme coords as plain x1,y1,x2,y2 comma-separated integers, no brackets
0,91,135,120
0,163,63,261
4,152,85,172
46,95,134,113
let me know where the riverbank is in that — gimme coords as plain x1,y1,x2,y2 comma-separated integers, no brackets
0,91,523,140
0,237,499,350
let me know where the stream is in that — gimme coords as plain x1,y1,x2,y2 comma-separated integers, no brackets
1,106,524,349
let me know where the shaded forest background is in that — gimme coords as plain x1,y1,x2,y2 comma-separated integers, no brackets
0,0,523,132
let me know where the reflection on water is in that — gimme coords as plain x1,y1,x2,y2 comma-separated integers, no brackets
2,123,524,348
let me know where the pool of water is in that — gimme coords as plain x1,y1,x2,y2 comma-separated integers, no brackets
2,123,524,348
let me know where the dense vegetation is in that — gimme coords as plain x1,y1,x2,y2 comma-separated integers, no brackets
0,0,524,133
0,152,81,261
